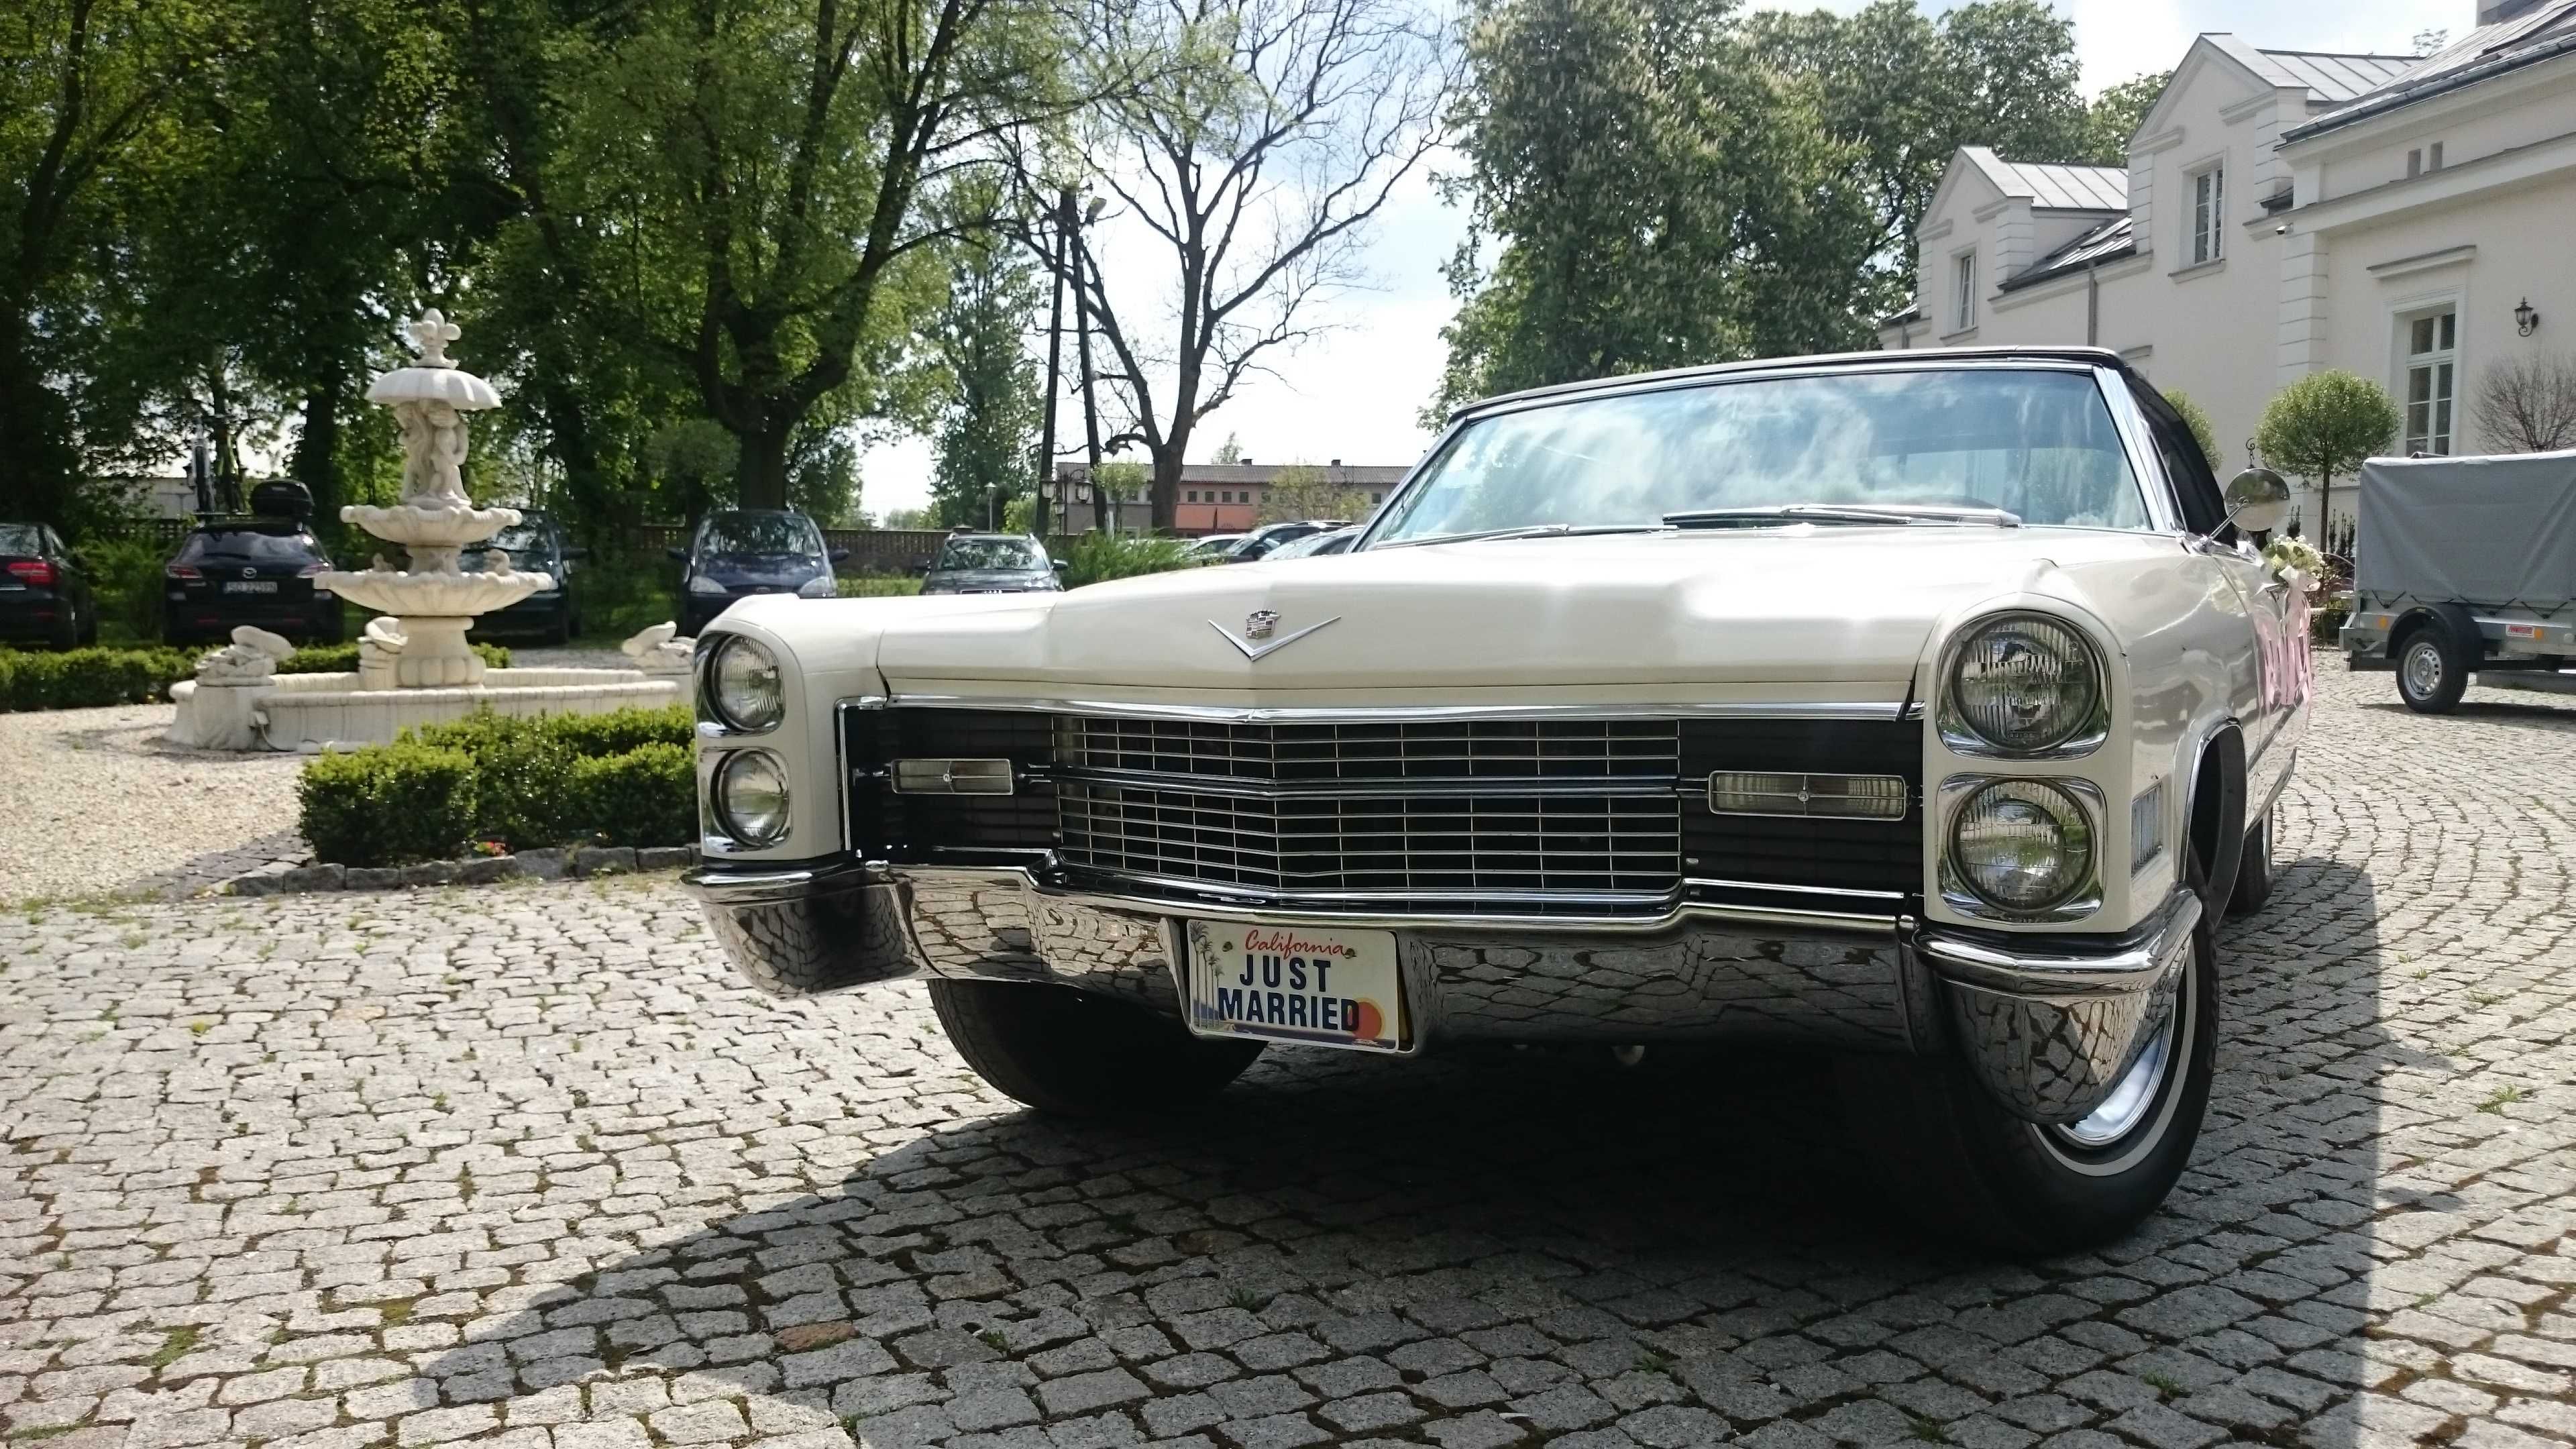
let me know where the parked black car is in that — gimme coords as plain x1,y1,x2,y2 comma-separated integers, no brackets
0,523,99,649
1222,519,1350,561
673,510,847,635
919,533,1062,594
1265,525,1359,559
164,521,343,645
465,513,587,645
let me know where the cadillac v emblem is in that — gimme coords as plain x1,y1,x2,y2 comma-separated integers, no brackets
1209,611,1339,661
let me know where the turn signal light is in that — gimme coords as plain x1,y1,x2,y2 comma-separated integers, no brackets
1707,771,1907,820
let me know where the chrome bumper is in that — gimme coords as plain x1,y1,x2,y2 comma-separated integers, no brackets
684,861,2198,1126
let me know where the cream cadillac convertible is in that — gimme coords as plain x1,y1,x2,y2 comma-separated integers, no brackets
685,347,2307,1250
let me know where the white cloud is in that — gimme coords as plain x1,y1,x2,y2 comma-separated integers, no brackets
861,0,2461,515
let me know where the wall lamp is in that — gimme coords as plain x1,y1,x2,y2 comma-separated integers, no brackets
2516,297,2541,336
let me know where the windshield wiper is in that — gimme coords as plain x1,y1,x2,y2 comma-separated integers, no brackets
1377,523,1662,549
1663,504,2022,529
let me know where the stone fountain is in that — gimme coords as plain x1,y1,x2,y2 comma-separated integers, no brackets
166,309,690,751
320,311,551,686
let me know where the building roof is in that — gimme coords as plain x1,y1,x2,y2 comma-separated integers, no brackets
2241,47,2418,103
1958,148,2128,211
1997,215,2138,294
2284,0,2576,141
1878,297,1923,329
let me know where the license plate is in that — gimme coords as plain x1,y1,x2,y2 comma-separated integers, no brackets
221,580,278,594
1184,920,1403,1051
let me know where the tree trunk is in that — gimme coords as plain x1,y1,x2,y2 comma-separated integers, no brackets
737,422,793,510
1151,421,1190,534
292,373,344,523
0,313,79,529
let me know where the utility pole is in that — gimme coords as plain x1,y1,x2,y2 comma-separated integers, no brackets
1073,209,1107,535
1036,189,1072,538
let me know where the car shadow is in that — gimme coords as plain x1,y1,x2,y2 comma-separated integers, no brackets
405,847,2404,1447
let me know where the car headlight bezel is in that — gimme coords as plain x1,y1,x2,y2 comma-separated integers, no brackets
703,633,785,733
686,574,727,596
1939,775,2104,922
1937,612,2108,759
711,749,792,846
796,574,836,598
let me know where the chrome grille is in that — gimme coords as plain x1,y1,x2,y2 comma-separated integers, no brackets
1057,782,1680,895
1051,716,1682,901
1055,716,1680,782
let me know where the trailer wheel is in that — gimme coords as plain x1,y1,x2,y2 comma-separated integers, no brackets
2395,625,2469,714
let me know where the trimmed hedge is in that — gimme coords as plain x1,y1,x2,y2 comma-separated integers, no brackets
0,641,510,713
299,744,481,869
298,703,696,865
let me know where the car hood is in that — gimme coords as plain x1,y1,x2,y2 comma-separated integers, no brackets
844,528,2191,694
700,557,826,588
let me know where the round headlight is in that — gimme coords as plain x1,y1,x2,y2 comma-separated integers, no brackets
714,750,791,845
1948,615,2100,753
708,635,783,731
1951,780,2094,912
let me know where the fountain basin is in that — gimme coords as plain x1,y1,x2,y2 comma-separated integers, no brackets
341,502,527,550
168,667,682,752
319,568,551,616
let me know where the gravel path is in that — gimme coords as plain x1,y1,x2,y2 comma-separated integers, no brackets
0,704,307,904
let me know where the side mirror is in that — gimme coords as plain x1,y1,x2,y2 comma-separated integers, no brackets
908,559,930,576
828,547,851,564
2222,467,2293,536
1050,559,1066,572
665,545,688,562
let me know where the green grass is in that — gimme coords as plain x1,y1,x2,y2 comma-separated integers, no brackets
838,575,923,598
146,1325,200,1370
2477,1085,2527,1114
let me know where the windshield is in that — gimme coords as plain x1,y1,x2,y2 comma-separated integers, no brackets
698,513,823,558
934,537,1045,572
178,531,322,564
1376,368,2149,543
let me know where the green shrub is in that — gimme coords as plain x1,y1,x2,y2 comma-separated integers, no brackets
280,641,510,675
1054,532,1206,588
569,742,697,847
73,536,174,642
0,646,198,712
298,743,480,867
0,641,511,712
838,574,923,597
576,550,682,640
297,702,700,861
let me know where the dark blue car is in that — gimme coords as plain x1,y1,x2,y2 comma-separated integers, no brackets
673,510,847,636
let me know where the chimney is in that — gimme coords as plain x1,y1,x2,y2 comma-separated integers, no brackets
1329,458,1341,467
1239,457,1252,466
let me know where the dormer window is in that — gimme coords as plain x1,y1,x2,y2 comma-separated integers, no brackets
2189,164,2224,265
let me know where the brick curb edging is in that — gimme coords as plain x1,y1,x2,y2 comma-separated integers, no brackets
223,845,700,897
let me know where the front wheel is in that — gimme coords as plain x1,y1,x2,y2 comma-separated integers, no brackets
928,979,1263,1116
2396,627,2469,713
1839,912,2216,1254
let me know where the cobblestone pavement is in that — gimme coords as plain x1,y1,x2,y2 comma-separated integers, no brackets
3,665,2571,1449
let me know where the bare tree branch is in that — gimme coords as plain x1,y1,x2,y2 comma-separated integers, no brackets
2472,352,2576,453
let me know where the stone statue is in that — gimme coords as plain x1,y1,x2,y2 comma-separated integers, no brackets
196,626,297,684
356,616,409,692
623,622,694,677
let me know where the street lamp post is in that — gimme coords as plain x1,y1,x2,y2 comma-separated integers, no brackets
1034,189,1072,539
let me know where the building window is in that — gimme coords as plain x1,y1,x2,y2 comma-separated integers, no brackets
2404,309,2457,455
1951,251,1976,332
2189,165,2224,265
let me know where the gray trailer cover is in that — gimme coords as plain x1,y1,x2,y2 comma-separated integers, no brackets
2355,449,2576,607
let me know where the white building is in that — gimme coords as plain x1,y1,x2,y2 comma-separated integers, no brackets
1880,0,2576,539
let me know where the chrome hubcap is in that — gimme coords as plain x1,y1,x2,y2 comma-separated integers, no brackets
2049,996,2178,1149
2403,641,2445,697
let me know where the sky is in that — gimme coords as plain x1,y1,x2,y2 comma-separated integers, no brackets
858,0,2473,517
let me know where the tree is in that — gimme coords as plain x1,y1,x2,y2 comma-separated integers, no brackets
1745,0,2092,328
1089,458,1148,531
2161,388,2219,466
2470,352,2576,453
1436,0,1874,411
1065,0,1454,531
1,0,248,529
2257,370,2400,533
1256,464,1368,523
1212,432,1245,464
2076,71,2168,166
527,0,1081,510
929,230,1043,527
